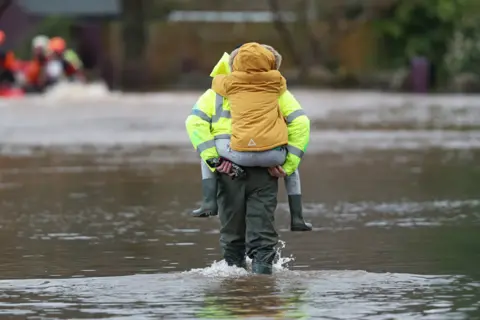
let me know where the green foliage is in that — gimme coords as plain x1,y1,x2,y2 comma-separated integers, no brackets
443,0,480,76
372,0,474,81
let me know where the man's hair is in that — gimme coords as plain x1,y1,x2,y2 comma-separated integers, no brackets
229,44,282,71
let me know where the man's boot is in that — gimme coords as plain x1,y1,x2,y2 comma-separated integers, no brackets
224,249,247,269
226,258,247,269
288,194,313,231
252,261,273,275
191,178,218,217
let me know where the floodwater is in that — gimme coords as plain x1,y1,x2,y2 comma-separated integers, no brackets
0,85,479,319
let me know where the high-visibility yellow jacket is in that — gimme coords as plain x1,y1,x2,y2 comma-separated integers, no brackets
185,52,310,176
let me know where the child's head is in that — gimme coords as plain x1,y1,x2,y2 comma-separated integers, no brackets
229,43,282,72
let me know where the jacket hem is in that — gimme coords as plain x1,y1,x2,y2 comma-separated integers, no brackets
230,140,288,152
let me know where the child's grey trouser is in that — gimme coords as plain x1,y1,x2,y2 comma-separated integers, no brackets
200,139,301,195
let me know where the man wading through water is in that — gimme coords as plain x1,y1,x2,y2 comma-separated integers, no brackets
185,43,310,275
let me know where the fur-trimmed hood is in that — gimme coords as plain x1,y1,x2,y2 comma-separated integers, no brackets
209,43,282,77
228,44,282,72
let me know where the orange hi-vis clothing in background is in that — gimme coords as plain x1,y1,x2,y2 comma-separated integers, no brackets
0,51,16,71
25,58,46,86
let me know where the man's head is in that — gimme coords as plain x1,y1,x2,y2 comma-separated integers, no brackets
210,52,231,77
32,35,49,51
32,35,49,61
49,37,66,57
229,43,282,72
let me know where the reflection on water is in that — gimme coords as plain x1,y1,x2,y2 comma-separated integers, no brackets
0,90,480,318
0,271,478,319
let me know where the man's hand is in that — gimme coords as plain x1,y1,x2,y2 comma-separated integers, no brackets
217,160,234,176
268,165,286,178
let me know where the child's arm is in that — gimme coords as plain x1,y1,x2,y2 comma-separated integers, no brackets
185,89,220,171
278,90,310,175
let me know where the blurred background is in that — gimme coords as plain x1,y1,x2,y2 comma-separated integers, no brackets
1,0,479,92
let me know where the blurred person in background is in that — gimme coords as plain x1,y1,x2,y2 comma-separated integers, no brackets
0,30,18,87
32,35,49,59
23,35,51,92
48,37,84,83
24,36,85,92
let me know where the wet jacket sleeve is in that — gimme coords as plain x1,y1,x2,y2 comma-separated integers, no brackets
278,90,310,175
185,89,219,169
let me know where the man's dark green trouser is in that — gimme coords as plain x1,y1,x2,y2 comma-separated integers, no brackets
217,167,278,274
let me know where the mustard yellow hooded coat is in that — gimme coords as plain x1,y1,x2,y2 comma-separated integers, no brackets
211,42,288,151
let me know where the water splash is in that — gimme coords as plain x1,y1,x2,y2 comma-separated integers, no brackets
272,240,295,272
42,82,115,102
187,240,295,277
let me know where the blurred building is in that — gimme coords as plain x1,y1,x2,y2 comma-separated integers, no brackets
0,0,395,90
